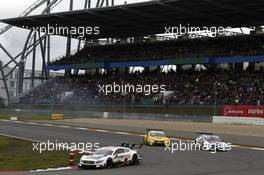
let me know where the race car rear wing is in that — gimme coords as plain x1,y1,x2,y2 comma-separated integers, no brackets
146,128,164,132
196,132,214,135
121,143,143,149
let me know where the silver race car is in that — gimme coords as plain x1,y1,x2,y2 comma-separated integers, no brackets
195,134,232,152
79,143,142,169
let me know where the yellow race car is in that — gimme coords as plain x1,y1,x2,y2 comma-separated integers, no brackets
143,129,170,146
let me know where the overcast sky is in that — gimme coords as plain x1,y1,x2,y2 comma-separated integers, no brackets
0,0,147,70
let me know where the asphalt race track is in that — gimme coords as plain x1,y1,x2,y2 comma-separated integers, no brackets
0,120,264,175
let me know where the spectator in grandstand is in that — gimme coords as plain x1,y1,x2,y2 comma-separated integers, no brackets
20,68,264,106
50,34,264,65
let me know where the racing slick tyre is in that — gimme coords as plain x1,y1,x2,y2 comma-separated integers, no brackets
200,142,207,151
105,158,113,169
78,164,87,169
131,154,139,165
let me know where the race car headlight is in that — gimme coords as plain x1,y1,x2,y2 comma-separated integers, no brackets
96,159,104,163
148,138,154,142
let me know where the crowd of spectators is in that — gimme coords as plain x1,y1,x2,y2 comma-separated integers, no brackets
20,68,264,106
50,34,264,65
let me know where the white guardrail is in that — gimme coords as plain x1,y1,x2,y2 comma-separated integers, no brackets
213,116,264,125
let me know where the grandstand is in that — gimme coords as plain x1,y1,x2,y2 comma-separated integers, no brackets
1,0,264,109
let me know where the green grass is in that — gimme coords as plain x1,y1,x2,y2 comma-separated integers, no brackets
0,136,72,170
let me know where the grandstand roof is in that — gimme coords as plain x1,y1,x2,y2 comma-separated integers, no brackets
1,0,264,39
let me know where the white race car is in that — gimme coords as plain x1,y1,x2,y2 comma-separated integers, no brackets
195,134,232,152
79,144,142,169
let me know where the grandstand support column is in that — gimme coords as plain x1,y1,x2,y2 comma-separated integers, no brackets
47,35,50,77
88,0,91,8
125,67,129,74
149,66,157,72
229,63,234,71
74,0,91,76
18,62,25,94
96,0,100,7
0,33,48,97
247,62,255,71
207,64,217,72
18,31,33,94
65,0,73,77
96,0,110,7
31,32,37,88
144,67,150,72
157,66,163,72
119,67,129,75
85,69,96,75
46,0,51,78
38,32,48,82
191,64,196,71
0,0,64,96
96,68,104,75
77,0,90,51
234,63,243,72
0,44,19,67
0,61,10,106
176,65,183,73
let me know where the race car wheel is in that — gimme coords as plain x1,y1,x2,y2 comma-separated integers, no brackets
105,159,113,169
147,139,153,146
78,164,84,169
131,154,139,165
165,141,170,147
200,141,205,150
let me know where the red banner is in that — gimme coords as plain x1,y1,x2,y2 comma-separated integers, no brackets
223,105,264,118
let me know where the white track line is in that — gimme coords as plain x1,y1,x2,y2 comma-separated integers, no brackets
27,122,37,125
42,123,53,126
30,166,73,172
76,127,87,130
95,129,109,132
115,132,130,135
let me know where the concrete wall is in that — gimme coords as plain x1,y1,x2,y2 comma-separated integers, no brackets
3,108,212,122
213,116,264,125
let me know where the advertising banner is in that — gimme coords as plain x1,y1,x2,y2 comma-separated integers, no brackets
223,105,264,118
